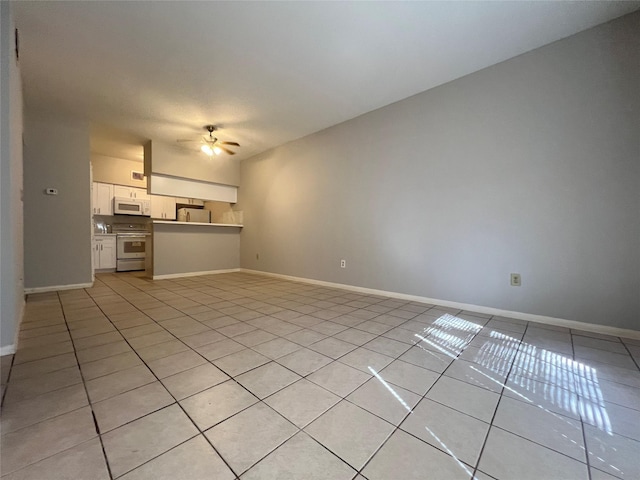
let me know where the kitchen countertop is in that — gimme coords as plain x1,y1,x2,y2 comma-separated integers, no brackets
94,233,117,236
152,221,243,227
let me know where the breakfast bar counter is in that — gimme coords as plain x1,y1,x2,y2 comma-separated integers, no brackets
146,221,242,279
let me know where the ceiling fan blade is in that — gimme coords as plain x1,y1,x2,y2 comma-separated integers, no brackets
216,145,236,155
177,139,200,144
219,141,240,147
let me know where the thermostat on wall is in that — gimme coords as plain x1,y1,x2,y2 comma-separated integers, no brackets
45,188,58,195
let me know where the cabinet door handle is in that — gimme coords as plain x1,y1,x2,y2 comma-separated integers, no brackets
101,244,103,251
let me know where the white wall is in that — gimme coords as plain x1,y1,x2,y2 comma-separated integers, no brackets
145,140,240,187
239,13,640,331
23,112,92,290
0,2,25,354
91,153,146,188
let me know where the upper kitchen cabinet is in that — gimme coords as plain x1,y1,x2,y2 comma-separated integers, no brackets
175,197,205,207
92,182,113,215
150,194,177,220
114,185,150,201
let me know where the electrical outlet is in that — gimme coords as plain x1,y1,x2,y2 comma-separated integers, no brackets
340,259,346,268
510,273,521,286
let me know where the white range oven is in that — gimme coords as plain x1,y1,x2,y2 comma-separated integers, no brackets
112,223,150,272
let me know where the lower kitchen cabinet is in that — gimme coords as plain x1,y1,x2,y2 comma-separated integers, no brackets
93,235,116,270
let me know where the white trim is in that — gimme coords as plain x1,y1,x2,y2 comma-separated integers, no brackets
241,269,640,340
153,268,241,280
0,344,16,355
24,282,93,294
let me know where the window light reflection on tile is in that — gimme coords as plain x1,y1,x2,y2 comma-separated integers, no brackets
368,366,412,413
410,313,612,435
424,425,476,479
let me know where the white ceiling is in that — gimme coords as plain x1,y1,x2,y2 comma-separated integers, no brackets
13,1,640,162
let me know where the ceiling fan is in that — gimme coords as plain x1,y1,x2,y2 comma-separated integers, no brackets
177,125,240,156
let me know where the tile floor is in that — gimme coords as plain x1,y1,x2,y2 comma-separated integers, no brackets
1,271,639,479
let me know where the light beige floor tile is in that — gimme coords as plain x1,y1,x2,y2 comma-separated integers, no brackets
148,350,206,378
81,351,143,380
101,404,198,478
241,432,355,480
236,362,301,399
127,331,175,349
119,435,234,480
347,377,420,425
426,375,500,422
76,340,132,364
196,338,245,361
213,349,270,376
252,338,302,359
85,364,156,403
217,322,257,338
93,381,175,433
3,365,82,404
0,407,97,476
400,399,489,467
1,437,109,480
585,423,640,479
377,359,440,395
338,347,394,374
13,341,74,365
493,396,585,461
308,337,357,359
478,426,589,480
443,358,507,393
264,379,340,428
119,323,165,339
135,339,190,362
161,363,229,400
2,383,88,434
18,324,67,339
305,400,394,470
179,380,258,430
398,346,453,374
16,331,71,349
284,328,327,346
73,331,124,350
206,402,298,474
307,361,370,397
362,428,472,480
363,336,412,357
276,348,333,376
180,329,226,348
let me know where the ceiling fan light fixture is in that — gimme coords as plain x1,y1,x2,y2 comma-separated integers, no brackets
201,144,214,156
213,146,222,155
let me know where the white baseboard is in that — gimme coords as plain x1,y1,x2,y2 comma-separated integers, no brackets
241,269,640,340
0,344,16,356
153,268,241,280
24,282,93,295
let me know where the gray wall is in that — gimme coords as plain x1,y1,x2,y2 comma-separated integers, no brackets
23,112,92,289
1,2,25,352
239,13,640,331
91,154,146,189
152,224,240,277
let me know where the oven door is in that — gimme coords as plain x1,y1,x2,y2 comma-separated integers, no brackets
117,235,147,259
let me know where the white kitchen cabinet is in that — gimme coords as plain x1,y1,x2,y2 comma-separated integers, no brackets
92,182,114,215
93,235,116,270
150,194,176,220
114,185,150,201
175,197,205,206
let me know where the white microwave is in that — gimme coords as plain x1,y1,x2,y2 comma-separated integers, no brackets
113,197,150,216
